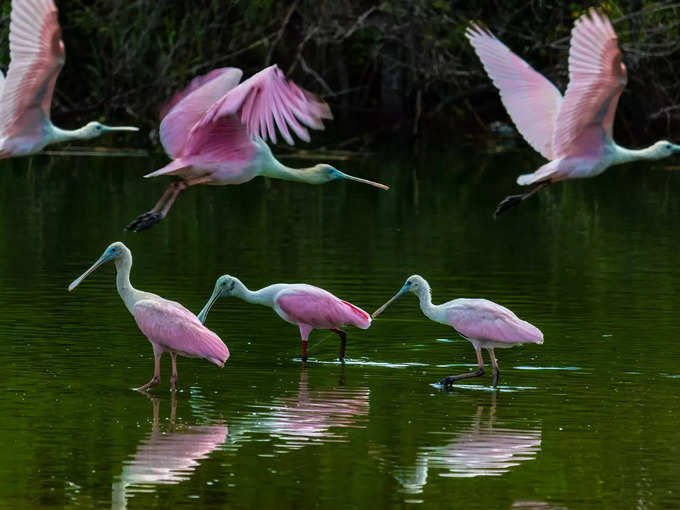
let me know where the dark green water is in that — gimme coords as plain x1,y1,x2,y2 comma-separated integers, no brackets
2,144,680,509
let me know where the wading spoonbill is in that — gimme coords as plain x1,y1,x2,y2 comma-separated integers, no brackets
467,9,680,216
126,65,388,231
68,242,229,391
372,275,543,387
0,0,138,157
197,275,371,362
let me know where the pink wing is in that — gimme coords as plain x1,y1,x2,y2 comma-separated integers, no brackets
200,64,332,145
159,67,243,158
467,23,562,160
552,9,627,157
133,299,230,366
446,299,543,344
276,287,371,330
0,0,65,138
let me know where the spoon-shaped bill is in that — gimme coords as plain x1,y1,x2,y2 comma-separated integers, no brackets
101,125,140,132
372,286,408,318
197,290,221,324
68,255,110,291
338,171,389,190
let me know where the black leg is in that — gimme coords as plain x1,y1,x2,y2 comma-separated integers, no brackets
494,181,550,218
439,348,485,386
331,328,347,362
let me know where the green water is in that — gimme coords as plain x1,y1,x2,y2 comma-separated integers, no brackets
2,145,680,509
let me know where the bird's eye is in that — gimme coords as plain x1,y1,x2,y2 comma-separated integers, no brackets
96,126,101,131
666,144,672,149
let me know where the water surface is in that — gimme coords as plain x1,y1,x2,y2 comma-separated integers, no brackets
1,144,680,508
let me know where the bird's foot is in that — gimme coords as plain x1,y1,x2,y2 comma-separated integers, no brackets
494,194,524,217
126,211,164,232
439,376,457,386
135,375,160,392
170,375,178,392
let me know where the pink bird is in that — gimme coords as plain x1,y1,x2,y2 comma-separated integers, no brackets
197,275,372,361
372,275,543,387
0,0,138,157
68,242,229,391
126,65,388,231
468,9,680,216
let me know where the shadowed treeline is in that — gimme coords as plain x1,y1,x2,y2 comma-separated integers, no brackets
0,1,679,148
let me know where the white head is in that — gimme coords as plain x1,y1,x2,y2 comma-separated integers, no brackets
649,140,680,159
68,241,130,291
306,164,389,189
372,274,431,317
197,275,244,324
80,121,139,139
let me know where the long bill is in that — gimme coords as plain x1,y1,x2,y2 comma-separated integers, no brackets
197,290,221,324
372,286,408,318
68,255,111,291
338,171,389,190
101,125,140,132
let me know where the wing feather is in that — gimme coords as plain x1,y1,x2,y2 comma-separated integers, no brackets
467,23,562,160
552,9,627,157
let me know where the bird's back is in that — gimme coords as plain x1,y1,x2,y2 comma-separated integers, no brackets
444,298,543,344
133,298,229,366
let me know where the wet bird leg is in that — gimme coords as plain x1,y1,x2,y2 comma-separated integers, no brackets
170,352,178,391
331,328,347,361
136,356,161,391
439,349,485,386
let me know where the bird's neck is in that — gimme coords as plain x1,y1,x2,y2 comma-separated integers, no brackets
114,251,141,314
47,124,91,145
259,151,323,184
612,144,662,165
415,286,437,320
236,283,283,308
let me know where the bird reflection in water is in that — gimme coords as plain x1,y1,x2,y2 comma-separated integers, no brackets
235,367,370,450
394,393,541,494
111,392,227,509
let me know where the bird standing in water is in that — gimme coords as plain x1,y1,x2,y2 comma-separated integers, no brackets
467,9,680,216
68,242,229,391
126,65,388,231
198,275,371,362
373,275,543,387
0,0,138,158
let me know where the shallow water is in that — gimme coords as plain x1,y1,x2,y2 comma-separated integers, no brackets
2,143,680,508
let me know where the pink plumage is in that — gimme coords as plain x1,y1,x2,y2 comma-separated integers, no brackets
0,0,64,141
134,299,229,367
275,285,371,339
445,298,543,345
468,9,676,217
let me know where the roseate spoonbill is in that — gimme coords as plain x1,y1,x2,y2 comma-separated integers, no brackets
68,242,229,391
0,0,138,158
125,65,388,231
372,275,543,387
197,275,371,361
467,9,680,216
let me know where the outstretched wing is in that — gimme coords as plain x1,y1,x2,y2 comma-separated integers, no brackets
0,0,65,138
467,23,562,160
552,9,627,157
199,64,332,145
133,299,230,366
446,299,543,344
159,67,243,158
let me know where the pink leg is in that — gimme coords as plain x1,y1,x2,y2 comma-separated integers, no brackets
298,324,313,362
136,355,161,392
150,184,177,213
487,348,500,387
301,340,308,362
439,348,485,386
170,352,178,391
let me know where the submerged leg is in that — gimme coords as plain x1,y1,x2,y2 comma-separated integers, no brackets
494,181,550,217
170,352,178,391
136,355,161,392
331,328,347,362
126,181,187,231
298,324,313,362
487,348,500,387
301,340,308,362
439,348,484,386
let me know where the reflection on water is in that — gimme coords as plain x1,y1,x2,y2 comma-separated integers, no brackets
112,393,227,509
232,368,369,451
394,393,541,494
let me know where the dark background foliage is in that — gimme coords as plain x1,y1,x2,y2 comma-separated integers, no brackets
1,1,679,148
